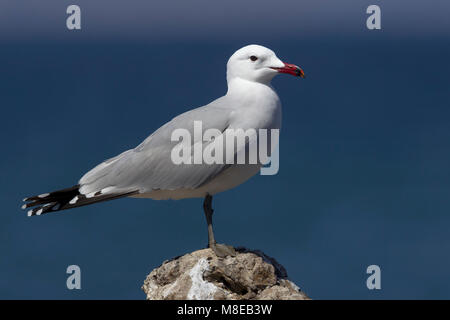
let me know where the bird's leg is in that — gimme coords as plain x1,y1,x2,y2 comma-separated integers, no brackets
203,194,236,257
203,194,216,247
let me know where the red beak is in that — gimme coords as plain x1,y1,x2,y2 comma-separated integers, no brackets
272,62,305,78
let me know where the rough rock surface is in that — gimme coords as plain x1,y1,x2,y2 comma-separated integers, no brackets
142,247,309,300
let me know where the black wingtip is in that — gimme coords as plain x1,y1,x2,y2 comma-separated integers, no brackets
21,185,80,216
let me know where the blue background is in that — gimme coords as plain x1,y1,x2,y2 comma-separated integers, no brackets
1,1,449,299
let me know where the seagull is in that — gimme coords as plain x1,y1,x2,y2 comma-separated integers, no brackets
21,44,305,257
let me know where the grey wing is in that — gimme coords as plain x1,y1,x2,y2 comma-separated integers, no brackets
79,100,233,196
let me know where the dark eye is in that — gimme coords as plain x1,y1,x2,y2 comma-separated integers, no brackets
250,55,258,62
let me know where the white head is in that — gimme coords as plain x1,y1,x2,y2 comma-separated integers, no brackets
226,44,304,85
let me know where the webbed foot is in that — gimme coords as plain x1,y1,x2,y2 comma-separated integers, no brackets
210,243,236,258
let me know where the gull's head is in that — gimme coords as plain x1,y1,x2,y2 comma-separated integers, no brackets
226,44,305,85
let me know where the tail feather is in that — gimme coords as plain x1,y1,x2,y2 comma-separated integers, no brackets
22,185,138,216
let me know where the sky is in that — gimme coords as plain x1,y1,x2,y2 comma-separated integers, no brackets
0,1,450,299
1,0,450,40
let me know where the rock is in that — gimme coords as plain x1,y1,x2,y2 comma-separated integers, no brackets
142,247,310,300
